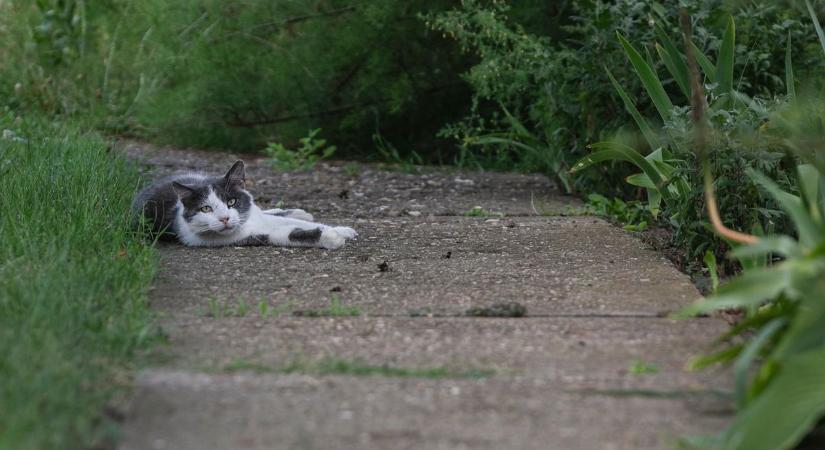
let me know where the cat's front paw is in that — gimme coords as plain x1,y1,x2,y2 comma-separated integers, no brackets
331,226,357,240
285,209,314,221
319,229,346,250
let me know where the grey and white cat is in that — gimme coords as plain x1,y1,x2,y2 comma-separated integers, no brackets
132,160,356,249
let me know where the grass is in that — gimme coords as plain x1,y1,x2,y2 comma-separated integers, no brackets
0,117,158,450
203,297,297,318
629,359,659,375
281,358,496,379
464,206,504,218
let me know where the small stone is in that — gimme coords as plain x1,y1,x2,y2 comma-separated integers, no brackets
407,211,421,217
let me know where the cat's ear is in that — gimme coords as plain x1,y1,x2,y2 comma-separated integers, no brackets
224,160,245,187
172,182,196,200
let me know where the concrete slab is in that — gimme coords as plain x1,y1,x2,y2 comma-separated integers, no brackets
120,371,729,450
150,217,699,317
156,317,727,392
121,140,574,217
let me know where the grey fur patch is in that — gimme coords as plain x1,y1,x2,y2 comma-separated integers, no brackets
289,227,321,243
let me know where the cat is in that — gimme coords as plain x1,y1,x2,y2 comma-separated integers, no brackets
131,160,357,249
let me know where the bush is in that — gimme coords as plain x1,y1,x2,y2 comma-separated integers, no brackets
428,0,823,188
0,1,475,156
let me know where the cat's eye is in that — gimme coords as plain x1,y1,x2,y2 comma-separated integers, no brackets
227,198,237,207
200,206,212,213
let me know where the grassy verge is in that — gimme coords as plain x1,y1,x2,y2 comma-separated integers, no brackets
0,117,158,449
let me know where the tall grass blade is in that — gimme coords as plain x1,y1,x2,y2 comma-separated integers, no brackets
656,44,689,99
806,0,825,56
617,32,675,123
605,67,663,150
716,16,736,103
785,32,796,102
691,41,717,82
654,25,690,98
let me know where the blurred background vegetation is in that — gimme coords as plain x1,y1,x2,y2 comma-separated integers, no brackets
3,0,824,264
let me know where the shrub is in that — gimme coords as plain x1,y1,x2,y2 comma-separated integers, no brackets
428,0,823,192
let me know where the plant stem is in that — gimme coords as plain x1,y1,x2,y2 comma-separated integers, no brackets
680,9,758,245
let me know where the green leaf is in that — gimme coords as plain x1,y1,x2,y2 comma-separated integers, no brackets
797,164,821,223
785,32,796,102
626,173,662,215
678,267,791,317
617,32,675,123
626,173,656,189
501,106,534,139
723,347,825,450
774,278,825,359
729,236,803,260
704,250,719,292
605,66,663,150
716,16,736,103
733,318,786,409
571,142,670,200
656,43,689,99
806,0,825,57
691,41,717,82
688,344,743,370
748,169,823,250
654,25,690,98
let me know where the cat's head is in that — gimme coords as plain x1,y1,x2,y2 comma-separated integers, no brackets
172,161,253,235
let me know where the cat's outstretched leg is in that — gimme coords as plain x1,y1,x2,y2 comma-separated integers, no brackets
261,208,314,222
254,215,356,250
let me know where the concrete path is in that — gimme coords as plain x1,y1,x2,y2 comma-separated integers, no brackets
119,142,731,450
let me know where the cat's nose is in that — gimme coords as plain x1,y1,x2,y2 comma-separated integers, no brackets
219,216,230,225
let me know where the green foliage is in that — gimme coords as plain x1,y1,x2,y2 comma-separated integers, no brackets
585,194,650,232
703,250,720,292
464,206,503,218
265,128,336,172
0,1,472,156
131,0,471,154
629,360,659,375
429,0,822,189
574,15,797,267
678,7,825,445
0,116,158,450
681,162,825,449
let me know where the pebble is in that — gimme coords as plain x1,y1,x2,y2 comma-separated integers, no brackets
407,211,422,217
